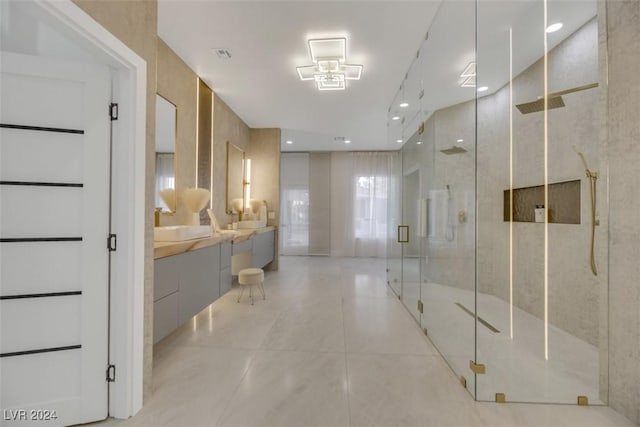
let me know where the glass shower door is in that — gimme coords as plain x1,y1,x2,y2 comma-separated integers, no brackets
475,0,605,405
386,99,406,299
417,0,477,398
386,149,402,298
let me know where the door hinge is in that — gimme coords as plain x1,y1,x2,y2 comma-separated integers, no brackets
109,103,119,121
106,364,116,382
417,299,424,314
469,360,486,375
108,234,117,252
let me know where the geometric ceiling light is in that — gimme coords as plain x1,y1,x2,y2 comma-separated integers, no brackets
297,37,363,91
460,61,476,88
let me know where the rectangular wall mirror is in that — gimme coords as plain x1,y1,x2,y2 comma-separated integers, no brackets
155,94,176,211
226,141,244,214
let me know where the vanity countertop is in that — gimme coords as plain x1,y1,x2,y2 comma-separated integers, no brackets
154,226,276,259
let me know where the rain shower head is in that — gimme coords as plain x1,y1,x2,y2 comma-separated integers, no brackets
516,96,565,114
515,82,598,115
440,145,467,155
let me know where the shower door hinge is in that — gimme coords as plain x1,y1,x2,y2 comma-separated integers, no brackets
495,393,506,403
422,327,428,336
460,376,467,388
109,103,119,121
469,360,486,375
106,364,116,382
108,234,117,252
418,122,424,135
417,300,424,314
577,396,589,406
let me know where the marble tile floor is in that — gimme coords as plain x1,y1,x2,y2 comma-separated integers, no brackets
97,256,635,427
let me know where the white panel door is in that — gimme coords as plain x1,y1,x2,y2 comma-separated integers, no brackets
0,52,111,426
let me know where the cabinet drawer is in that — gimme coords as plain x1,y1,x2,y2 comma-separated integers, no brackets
178,245,220,325
154,254,180,301
153,292,178,344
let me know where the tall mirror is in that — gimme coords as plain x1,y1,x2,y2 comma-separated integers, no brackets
226,141,244,214
155,94,176,211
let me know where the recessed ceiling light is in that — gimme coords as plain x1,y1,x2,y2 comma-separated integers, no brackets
392,116,401,121
286,140,293,144
396,139,403,143
546,22,563,33
400,102,409,108
417,141,423,145
477,86,488,92
345,139,351,144
457,139,464,143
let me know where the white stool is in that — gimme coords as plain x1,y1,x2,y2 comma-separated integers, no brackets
237,268,265,305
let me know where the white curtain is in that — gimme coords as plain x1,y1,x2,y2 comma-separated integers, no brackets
279,153,310,255
280,151,393,258
331,152,392,258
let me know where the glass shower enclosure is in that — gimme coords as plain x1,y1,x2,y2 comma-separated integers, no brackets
387,0,607,405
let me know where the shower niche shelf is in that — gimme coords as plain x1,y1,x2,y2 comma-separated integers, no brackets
503,179,580,224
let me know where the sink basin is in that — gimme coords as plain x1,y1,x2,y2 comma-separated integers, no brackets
236,220,266,229
154,225,211,242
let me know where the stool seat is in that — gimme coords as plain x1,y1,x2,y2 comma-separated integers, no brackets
237,268,265,305
238,268,264,285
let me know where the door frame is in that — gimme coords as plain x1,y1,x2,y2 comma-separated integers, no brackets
32,0,147,418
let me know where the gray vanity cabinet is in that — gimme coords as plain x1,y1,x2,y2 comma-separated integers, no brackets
153,244,221,344
220,242,232,296
251,230,275,268
177,245,220,325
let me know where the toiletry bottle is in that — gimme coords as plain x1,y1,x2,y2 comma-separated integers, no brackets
534,205,545,223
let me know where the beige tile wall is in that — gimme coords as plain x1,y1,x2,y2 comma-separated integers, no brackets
248,128,281,270
476,19,603,347
605,0,640,423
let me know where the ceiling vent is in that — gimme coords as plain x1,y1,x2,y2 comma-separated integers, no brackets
213,49,232,59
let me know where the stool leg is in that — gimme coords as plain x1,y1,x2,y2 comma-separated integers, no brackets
249,284,254,305
237,285,244,303
259,281,266,300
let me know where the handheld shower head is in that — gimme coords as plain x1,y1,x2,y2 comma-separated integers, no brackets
573,145,596,178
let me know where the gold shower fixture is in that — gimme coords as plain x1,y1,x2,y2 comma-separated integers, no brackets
516,82,598,114
573,146,599,276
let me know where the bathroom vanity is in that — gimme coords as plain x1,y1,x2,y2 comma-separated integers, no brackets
153,227,275,343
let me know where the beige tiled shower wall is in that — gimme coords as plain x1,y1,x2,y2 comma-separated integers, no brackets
605,1,640,423
475,19,602,347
